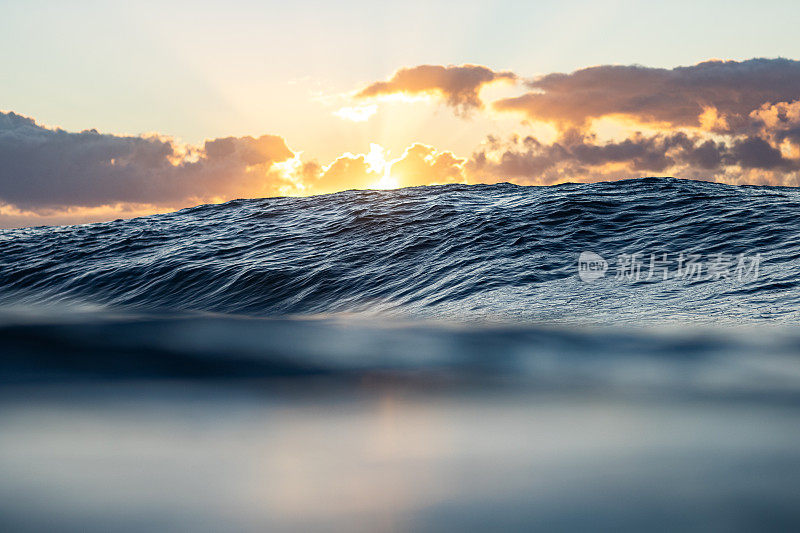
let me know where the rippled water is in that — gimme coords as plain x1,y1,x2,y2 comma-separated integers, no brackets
2,177,798,322
2,178,800,531
1,177,799,384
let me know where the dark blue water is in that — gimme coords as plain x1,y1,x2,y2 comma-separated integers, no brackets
0,177,798,385
3,178,800,531
2,177,798,321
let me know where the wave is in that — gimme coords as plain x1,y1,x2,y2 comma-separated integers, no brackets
0,178,799,388
0,178,798,324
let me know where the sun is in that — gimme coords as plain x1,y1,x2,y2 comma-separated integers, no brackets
363,143,400,189
372,174,400,190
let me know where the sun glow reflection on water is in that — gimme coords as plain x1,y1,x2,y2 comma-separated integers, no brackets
2,384,800,531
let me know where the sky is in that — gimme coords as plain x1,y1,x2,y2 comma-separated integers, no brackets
2,0,800,227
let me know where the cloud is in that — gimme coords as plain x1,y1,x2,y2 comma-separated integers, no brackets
0,201,167,229
0,111,470,226
0,111,295,212
5,54,800,228
475,58,800,185
731,136,791,169
356,64,516,114
464,131,799,185
493,58,800,132
302,153,381,195
750,100,800,149
296,143,466,194
466,132,682,182
389,144,466,187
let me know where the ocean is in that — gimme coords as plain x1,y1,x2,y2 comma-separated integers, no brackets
2,178,800,531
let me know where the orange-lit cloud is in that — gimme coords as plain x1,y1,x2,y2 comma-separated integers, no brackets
465,130,799,186
389,144,466,187
0,201,171,228
750,99,800,153
4,57,800,228
0,112,294,211
295,143,466,195
356,64,516,114
493,58,800,133
302,153,380,195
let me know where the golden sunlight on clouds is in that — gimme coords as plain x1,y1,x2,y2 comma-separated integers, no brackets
301,143,465,193
356,64,517,115
3,58,800,227
0,201,174,228
698,107,730,132
389,144,466,188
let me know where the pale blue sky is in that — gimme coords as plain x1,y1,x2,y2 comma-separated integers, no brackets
2,0,799,146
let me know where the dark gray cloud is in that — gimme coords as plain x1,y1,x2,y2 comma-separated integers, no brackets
0,112,294,210
731,136,791,169
465,131,799,184
493,58,800,132
677,139,725,170
467,133,679,181
471,58,800,183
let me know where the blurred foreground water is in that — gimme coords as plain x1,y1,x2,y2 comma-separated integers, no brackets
2,315,800,531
